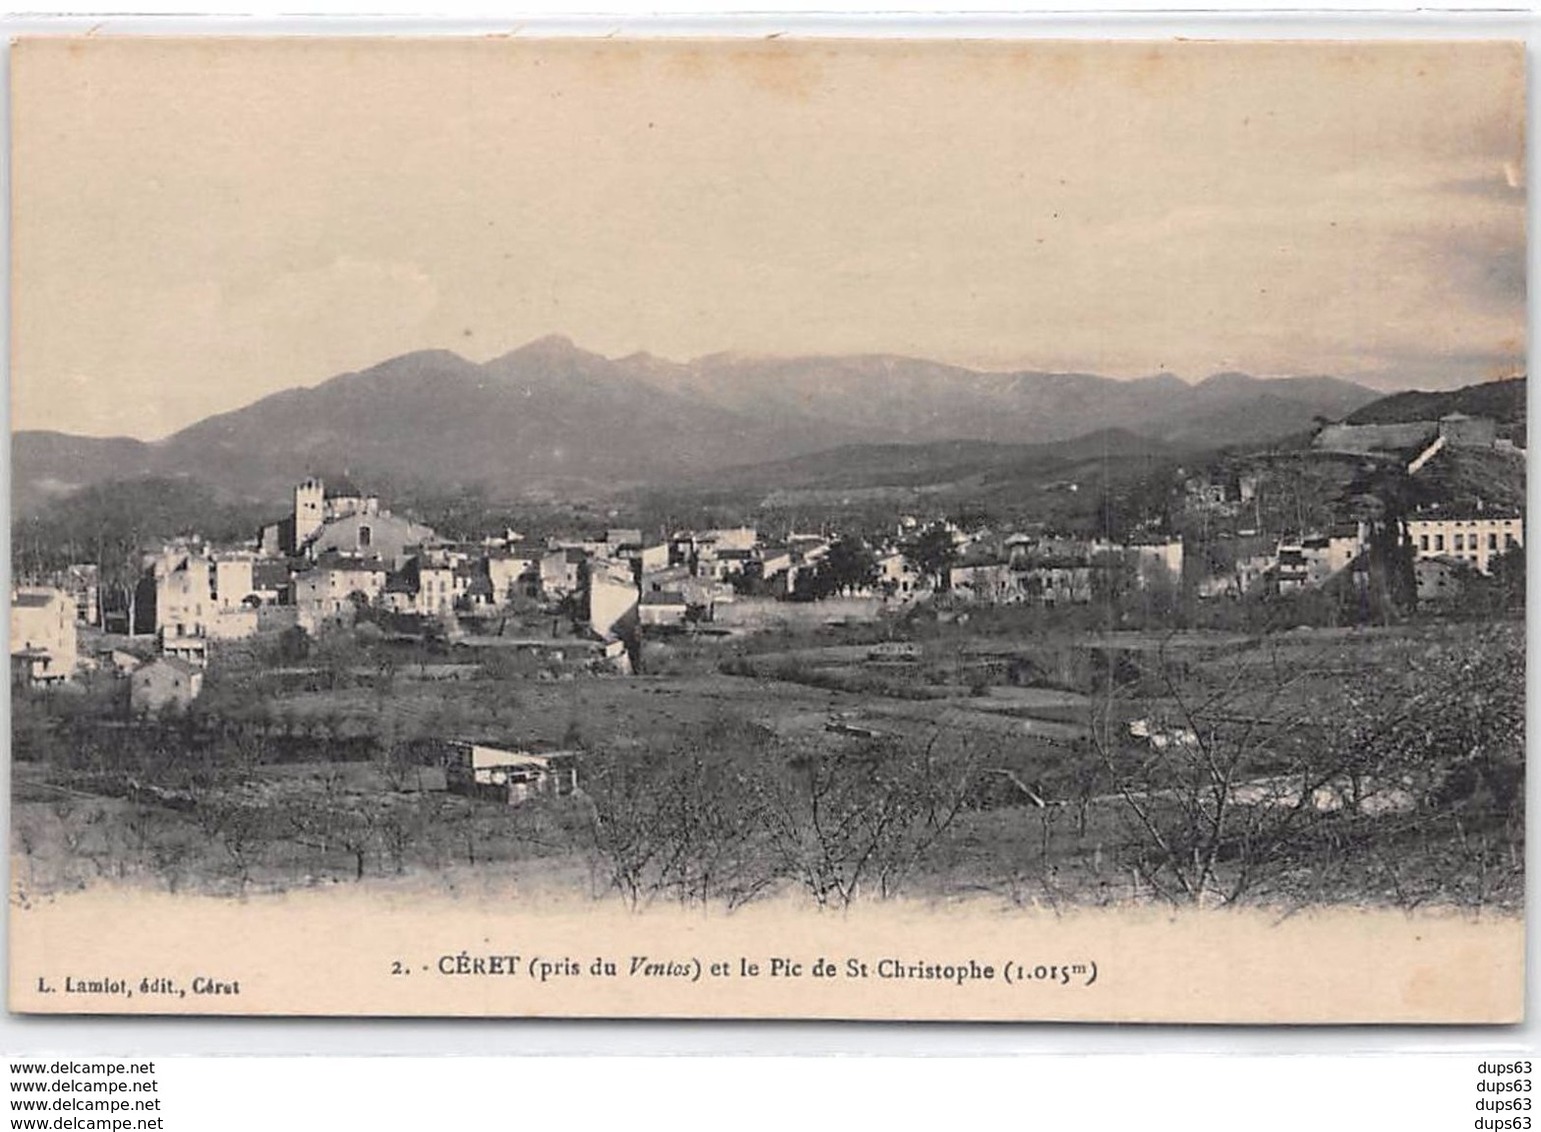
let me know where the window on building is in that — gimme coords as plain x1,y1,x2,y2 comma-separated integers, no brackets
1435,534,1445,551
1454,534,1464,551
1420,535,1429,551
1489,533,1498,550
359,525,372,548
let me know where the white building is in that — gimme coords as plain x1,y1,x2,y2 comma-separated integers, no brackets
11,588,78,685
875,551,924,598
211,556,256,612
636,543,671,574
486,551,540,604
706,527,759,553
416,563,460,616
1130,538,1184,586
154,555,213,639
588,559,640,639
203,554,262,640
1405,514,1523,576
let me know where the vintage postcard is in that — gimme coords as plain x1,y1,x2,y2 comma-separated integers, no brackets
7,37,1525,1021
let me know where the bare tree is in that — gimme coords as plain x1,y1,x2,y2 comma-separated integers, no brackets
194,794,269,892
1084,626,1524,910
1088,639,1350,906
285,769,381,882
754,729,982,907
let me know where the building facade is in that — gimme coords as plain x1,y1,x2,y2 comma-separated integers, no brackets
1405,514,1523,576
10,588,78,685
130,657,204,713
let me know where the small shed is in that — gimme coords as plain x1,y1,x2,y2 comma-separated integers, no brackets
442,740,580,805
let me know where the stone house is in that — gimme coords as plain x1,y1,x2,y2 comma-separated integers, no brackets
130,656,204,713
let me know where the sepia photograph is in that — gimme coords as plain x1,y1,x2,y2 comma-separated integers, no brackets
6,36,1525,1021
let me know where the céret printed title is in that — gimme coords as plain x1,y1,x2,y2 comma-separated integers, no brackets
429,951,1099,988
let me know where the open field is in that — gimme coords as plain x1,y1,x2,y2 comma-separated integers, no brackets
12,614,1524,912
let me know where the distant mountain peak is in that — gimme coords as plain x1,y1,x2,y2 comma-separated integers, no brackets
616,349,684,373
1198,371,1259,388
367,347,475,371
503,333,585,358
689,349,751,366
488,334,628,377
318,349,483,393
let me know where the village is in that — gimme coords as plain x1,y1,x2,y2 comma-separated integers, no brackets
13,403,1526,700
7,404,1526,910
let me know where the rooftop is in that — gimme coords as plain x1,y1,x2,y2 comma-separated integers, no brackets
323,476,370,500
253,561,292,586
641,590,687,606
310,552,387,572
139,656,198,677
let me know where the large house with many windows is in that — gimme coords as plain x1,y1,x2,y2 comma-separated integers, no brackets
1404,513,1523,576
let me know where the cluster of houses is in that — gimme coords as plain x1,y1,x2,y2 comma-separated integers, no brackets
1196,525,1370,600
243,480,905,640
11,458,1526,705
8,578,206,712
1190,508,1525,602
8,477,904,703
1191,511,1525,602
1178,411,1524,604
945,529,1186,607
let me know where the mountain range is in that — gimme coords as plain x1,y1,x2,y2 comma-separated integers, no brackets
13,336,1391,515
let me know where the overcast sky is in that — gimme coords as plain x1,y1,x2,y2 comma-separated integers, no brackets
11,38,1526,440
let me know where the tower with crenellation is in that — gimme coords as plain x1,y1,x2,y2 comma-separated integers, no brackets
294,477,325,546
